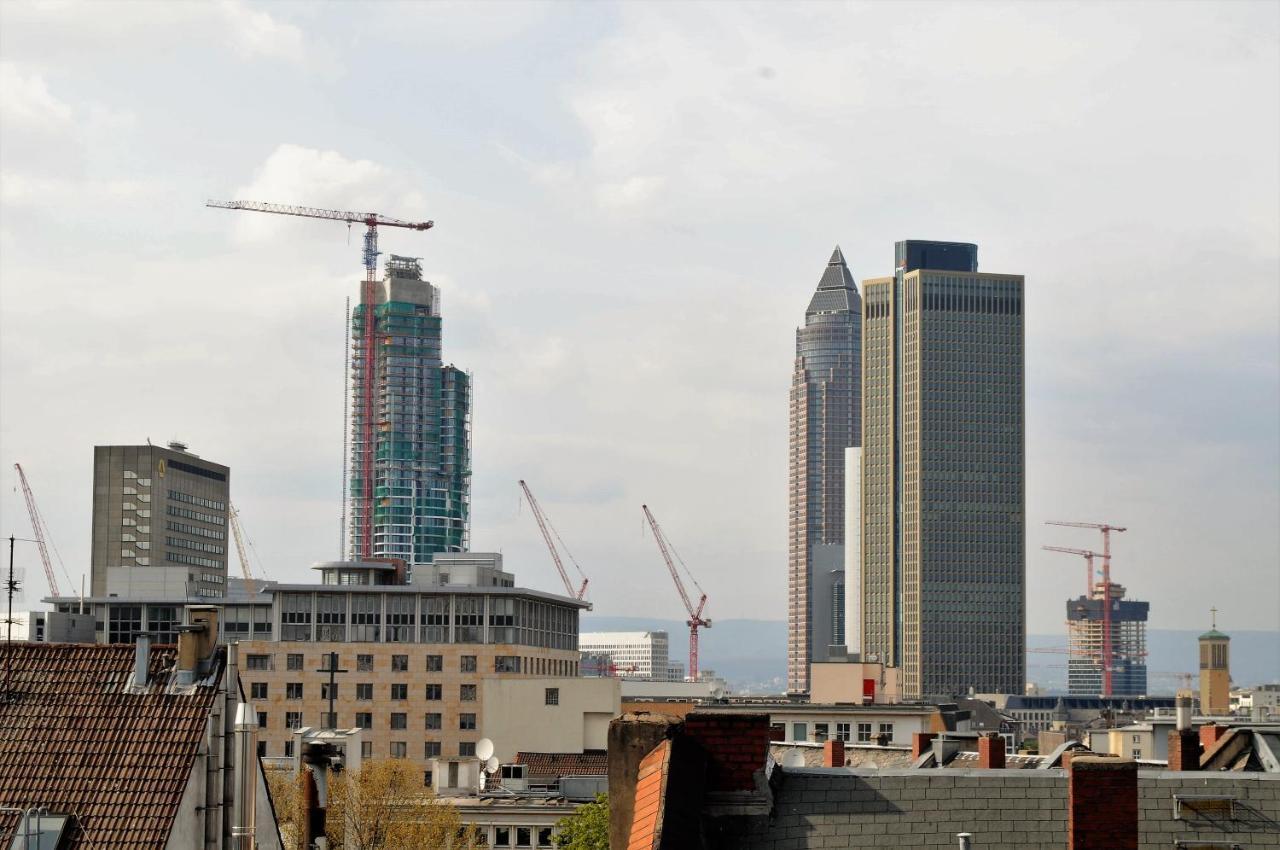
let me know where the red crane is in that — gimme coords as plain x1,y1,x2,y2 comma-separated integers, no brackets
518,480,589,600
13,463,69,597
1046,520,1127,696
642,505,711,681
1042,545,1103,597
207,200,434,561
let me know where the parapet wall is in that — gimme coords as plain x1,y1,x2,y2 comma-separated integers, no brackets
713,768,1280,850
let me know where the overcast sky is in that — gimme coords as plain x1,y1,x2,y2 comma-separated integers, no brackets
1,2,1276,640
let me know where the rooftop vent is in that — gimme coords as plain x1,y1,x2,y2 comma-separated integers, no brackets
167,440,189,452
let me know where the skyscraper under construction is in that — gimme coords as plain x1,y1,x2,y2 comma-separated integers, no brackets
788,247,862,695
349,255,470,564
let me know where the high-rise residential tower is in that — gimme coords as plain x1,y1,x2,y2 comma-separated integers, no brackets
788,247,862,694
860,240,1024,700
90,442,230,601
349,255,471,564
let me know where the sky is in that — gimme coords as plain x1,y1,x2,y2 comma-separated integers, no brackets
0,1,1277,640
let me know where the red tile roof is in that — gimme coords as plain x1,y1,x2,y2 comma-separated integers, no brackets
0,642,224,849
627,740,670,850
514,750,608,779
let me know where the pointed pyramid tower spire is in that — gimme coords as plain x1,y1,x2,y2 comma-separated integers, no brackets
829,245,846,266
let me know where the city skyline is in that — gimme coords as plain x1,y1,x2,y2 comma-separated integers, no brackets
0,2,1277,636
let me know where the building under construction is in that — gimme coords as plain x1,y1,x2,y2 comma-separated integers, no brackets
349,255,471,563
1066,582,1149,696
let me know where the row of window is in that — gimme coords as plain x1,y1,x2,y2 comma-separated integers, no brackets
167,458,227,482
165,536,225,555
167,505,225,526
168,489,226,512
243,652,571,678
786,721,896,743
166,520,226,541
166,552,221,569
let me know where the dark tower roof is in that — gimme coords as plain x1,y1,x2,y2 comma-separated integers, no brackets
808,245,858,314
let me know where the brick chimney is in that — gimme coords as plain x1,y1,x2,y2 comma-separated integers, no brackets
1067,756,1137,850
977,732,1005,769
912,732,936,759
822,739,845,768
1167,729,1200,771
1199,723,1228,751
681,713,770,793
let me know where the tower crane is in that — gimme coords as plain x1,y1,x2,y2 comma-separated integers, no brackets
1046,520,1127,696
229,504,257,596
1041,545,1103,597
642,505,711,682
13,464,71,598
207,199,434,561
518,480,589,600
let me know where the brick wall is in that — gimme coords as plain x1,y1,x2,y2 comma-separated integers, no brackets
682,713,770,792
709,769,1280,850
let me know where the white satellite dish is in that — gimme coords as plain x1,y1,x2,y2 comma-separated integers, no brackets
782,749,806,768
485,755,500,774
476,738,495,762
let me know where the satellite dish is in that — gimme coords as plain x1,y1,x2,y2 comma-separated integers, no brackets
782,749,805,768
711,686,726,700
476,738,495,762
485,755,500,774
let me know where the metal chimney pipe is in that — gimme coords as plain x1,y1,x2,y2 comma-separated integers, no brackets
133,633,151,689
957,833,973,850
1176,695,1193,731
232,702,258,849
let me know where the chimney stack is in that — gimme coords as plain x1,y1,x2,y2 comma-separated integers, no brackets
133,633,151,688
1199,723,1228,752
977,732,1006,769
1175,695,1192,731
232,703,259,849
912,732,936,759
822,739,845,768
176,605,220,685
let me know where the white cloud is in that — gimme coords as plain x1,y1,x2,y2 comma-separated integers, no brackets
0,62,72,132
217,0,306,63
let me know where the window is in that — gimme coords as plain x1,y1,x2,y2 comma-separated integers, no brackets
316,594,347,641
421,596,449,642
1132,748,1142,759
814,722,829,742
391,713,407,730
857,722,873,743
424,741,441,758
516,827,532,848
356,683,373,700
791,722,807,742
287,653,303,671
355,712,372,729
392,654,408,671
357,654,374,671
455,596,482,643
108,606,143,643
425,713,442,730
459,713,477,730
321,683,338,700
257,711,268,728
246,654,273,672
460,684,476,702
391,684,408,700
351,595,380,641
250,682,268,700
257,741,266,757
284,741,295,758
281,594,312,642
147,606,180,643
495,655,521,673
459,741,476,757
835,723,851,742
495,827,511,847
1132,735,1142,744
460,655,477,673
387,594,415,642
286,682,303,700
390,742,407,758
537,826,554,848
545,688,559,706
425,683,442,701
878,723,894,740
426,654,443,672
286,712,302,729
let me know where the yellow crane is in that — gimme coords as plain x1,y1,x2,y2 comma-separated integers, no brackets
228,504,262,596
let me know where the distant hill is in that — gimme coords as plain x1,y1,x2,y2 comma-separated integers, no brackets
583,616,1280,695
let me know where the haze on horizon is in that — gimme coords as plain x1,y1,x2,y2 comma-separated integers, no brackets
1,1,1277,638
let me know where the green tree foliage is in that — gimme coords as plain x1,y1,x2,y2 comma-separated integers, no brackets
554,794,610,850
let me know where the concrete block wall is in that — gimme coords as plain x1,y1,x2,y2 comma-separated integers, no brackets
1137,772,1280,849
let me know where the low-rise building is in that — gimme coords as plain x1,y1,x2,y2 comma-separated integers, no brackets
694,701,957,748
579,630,674,680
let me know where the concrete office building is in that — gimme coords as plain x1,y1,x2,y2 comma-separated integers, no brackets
349,255,471,563
580,631,673,680
90,442,230,601
788,247,862,694
860,241,1025,700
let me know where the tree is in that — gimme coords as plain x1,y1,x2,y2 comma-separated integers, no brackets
324,758,468,849
265,768,307,848
554,794,609,850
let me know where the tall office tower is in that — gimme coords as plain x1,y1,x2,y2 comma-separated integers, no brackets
90,442,230,600
861,241,1024,700
788,247,862,694
349,255,471,564
1066,583,1149,696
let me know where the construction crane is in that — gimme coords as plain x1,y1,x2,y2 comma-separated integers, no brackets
229,503,256,596
207,199,434,561
13,464,70,598
518,481,589,600
642,505,711,682
1042,545,1103,597
1047,520,1127,696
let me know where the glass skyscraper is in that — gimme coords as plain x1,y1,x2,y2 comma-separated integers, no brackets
349,255,471,564
788,246,862,694
860,240,1024,700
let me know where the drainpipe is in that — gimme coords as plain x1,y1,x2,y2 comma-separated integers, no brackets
233,702,259,849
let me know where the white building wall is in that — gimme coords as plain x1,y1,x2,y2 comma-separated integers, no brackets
479,676,621,762
844,447,862,655
579,631,670,680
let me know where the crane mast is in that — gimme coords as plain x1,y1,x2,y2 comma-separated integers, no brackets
229,504,255,597
642,505,710,681
13,464,61,597
1041,545,1102,597
207,199,434,561
518,480,588,600
1046,520,1127,696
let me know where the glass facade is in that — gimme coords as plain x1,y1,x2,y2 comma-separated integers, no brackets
349,256,471,564
788,247,862,693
